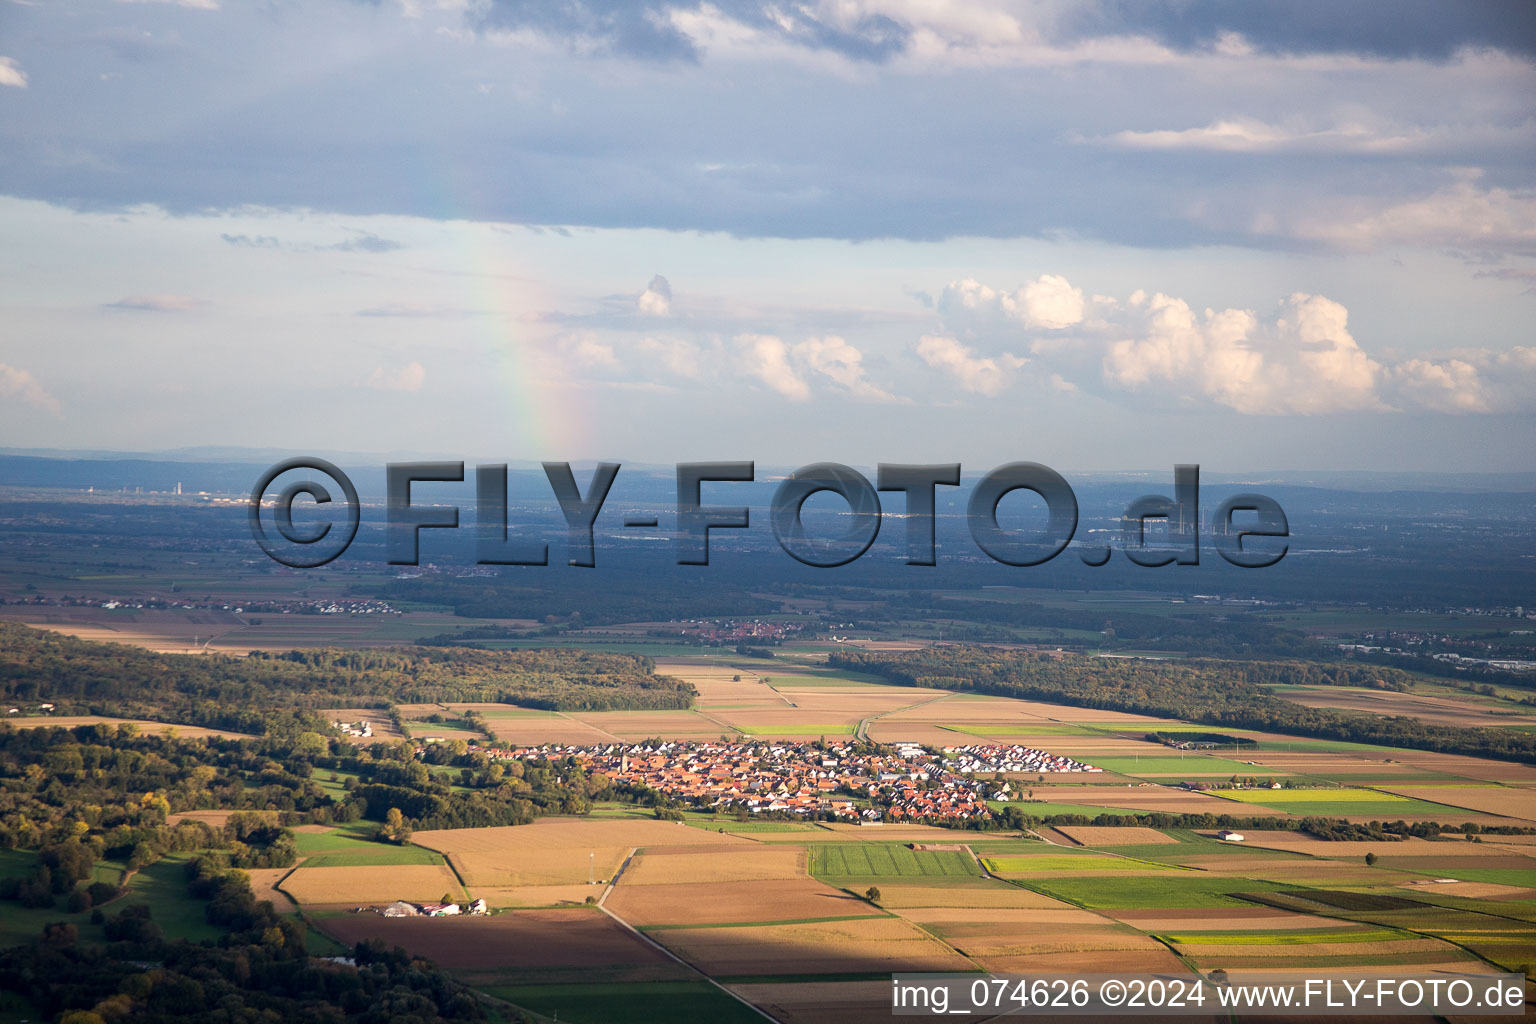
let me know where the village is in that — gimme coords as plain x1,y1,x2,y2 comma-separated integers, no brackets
502,739,1100,823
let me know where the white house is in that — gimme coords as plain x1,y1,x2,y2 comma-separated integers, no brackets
1218,830,1245,842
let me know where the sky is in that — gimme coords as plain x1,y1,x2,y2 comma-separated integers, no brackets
0,0,1533,473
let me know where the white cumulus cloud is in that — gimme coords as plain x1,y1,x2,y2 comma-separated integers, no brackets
364,361,425,392
1103,292,1382,415
915,335,1027,397
0,364,61,415
938,274,1085,332
736,333,809,400
792,335,899,402
0,58,26,89
637,274,672,316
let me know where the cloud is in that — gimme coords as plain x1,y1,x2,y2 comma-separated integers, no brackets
219,233,281,248
1094,118,1430,154
0,364,61,416
364,361,426,392
325,231,403,254
915,335,1026,397
1473,267,1536,294
0,58,27,89
102,294,206,312
117,0,220,8
1059,1,1536,61
1102,292,1383,414
637,335,709,379
473,0,909,63
736,332,809,400
1383,347,1536,413
792,335,899,402
558,333,621,372
637,274,671,316
1281,178,1536,252
220,231,403,254
938,274,1085,333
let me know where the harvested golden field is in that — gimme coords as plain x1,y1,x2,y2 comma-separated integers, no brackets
166,810,236,827
873,885,1067,909
864,724,967,746
1397,880,1535,899
898,906,1105,926
980,948,1188,975
1281,687,1536,729
472,884,599,908
1376,785,1536,822
280,863,463,905
655,917,974,976
607,879,884,927
7,716,251,740
568,710,730,738
318,908,671,971
481,716,621,745
412,819,748,886
621,845,806,885
959,924,1166,960
290,823,336,834
1055,825,1176,846
246,868,298,913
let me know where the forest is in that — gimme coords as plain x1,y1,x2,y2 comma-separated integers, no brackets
0,624,695,735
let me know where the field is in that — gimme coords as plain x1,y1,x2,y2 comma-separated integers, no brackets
412,818,749,888
651,917,975,976
170,654,1536,1019
1211,787,1467,816
5,715,251,740
622,845,807,885
1053,825,1178,845
281,863,466,906
809,844,978,879
317,908,672,974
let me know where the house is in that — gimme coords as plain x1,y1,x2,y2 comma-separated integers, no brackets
421,902,461,917
1218,830,1245,842
468,898,488,915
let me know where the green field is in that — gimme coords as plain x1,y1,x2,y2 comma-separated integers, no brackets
1024,874,1295,908
984,854,1183,874
1212,788,1461,816
811,844,978,879
486,981,765,1024
294,828,445,867
1165,928,1401,945
990,802,1147,818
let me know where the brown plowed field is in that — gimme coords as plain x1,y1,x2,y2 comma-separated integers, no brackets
606,879,883,927
317,908,671,970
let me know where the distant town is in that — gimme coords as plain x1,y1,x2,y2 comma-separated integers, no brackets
500,740,1100,823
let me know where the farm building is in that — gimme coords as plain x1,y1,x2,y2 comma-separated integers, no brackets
1218,830,1245,842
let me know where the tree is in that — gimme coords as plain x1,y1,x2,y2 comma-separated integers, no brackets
1364,852,1378,866
864,886,881,903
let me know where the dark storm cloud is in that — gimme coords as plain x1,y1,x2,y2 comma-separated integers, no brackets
1065,0,1536,61
472,0,908,63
